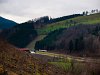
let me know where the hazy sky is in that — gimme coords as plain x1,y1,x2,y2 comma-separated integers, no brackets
0,0,100,23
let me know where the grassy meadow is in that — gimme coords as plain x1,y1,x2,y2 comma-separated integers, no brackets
37,13,100,35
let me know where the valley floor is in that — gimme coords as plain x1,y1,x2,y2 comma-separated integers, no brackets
31,51,100,75
33,51,100,63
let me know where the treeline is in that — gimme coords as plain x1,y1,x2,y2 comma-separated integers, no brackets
28,14,83,28
49,14,83,24
35,24,100,56
0,22,38,48
35,29,64,50
69,25,100,55
82,9,100,16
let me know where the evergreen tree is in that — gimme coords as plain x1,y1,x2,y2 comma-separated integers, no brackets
69,40,73,53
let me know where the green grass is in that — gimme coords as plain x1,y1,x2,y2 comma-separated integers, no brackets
36,51,59,57
37,13,100,35
49,59,86,75
48,56,73,71
49,62,72,71
71,13,100,24
37,23,67,35
27,35,46,50
36,21,74,35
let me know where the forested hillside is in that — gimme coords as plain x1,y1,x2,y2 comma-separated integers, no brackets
0,14,82,48
1,13,100,50
0,22,37,48
35,24,100,56
35,13,100,56
0,16,17,30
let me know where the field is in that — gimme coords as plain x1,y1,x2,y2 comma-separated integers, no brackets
33,51,100,75
33,51,74,72
36,51,100,62
49,62,72,71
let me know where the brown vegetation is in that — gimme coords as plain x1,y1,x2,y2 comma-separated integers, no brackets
0,39,66,75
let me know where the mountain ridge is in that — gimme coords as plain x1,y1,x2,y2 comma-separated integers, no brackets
0,16,17,30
